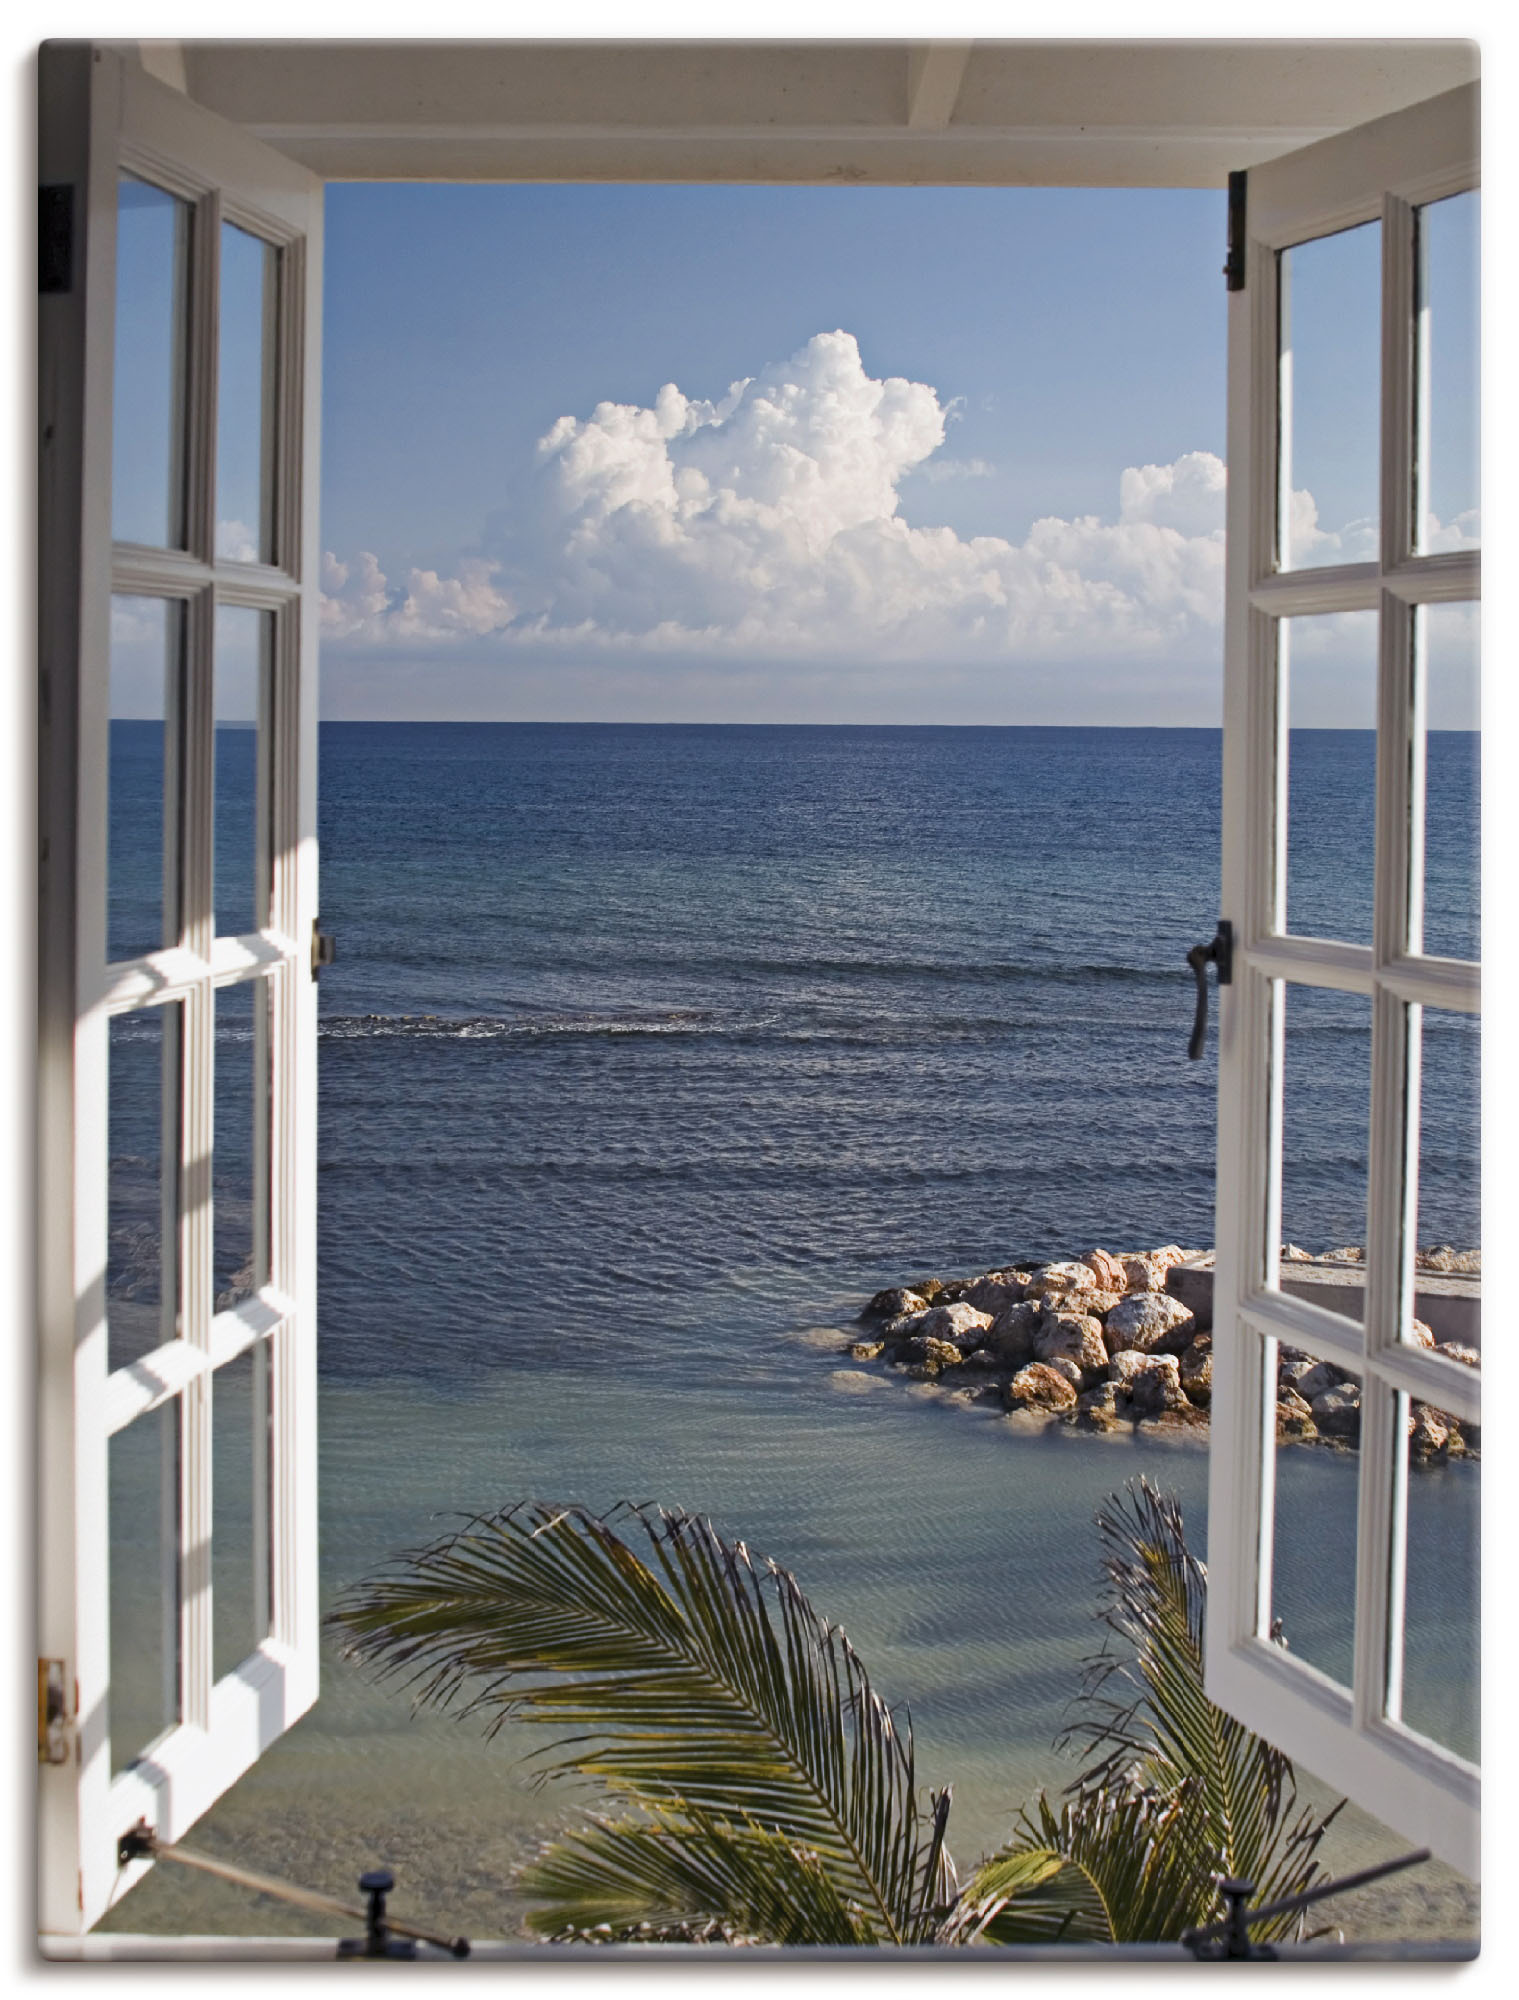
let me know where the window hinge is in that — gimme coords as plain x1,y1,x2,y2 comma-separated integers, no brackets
311,921,336,977
38,1659,71,1765
1224,169,1247,292
39,185,74,295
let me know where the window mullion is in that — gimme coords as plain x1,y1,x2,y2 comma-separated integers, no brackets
178,568,216,1729
1352,188,1421,1747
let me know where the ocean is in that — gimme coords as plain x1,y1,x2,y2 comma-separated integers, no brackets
102,721,1480,1941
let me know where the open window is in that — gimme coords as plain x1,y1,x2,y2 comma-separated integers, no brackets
1206,82,1479,1877
36,40,1480,1950
38,45,323,1934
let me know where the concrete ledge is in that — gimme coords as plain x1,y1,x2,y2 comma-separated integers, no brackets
1167,1257,1481,1350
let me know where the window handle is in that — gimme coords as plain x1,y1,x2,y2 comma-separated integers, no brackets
311,921,336,978
1186,920,1233,1059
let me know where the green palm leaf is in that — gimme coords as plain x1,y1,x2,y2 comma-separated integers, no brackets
952,1783,1207,1942
1057,1479,1340,1934
519,1806,875,1944
948,1479,1341,1946
327,1501,941,1943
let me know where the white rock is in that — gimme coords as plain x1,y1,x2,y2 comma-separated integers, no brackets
1294,1360,1346,1403
1103,1290,1195,1356
1034,1312,1109,1380
916,1302,994,1350
1030,1260,1104,1297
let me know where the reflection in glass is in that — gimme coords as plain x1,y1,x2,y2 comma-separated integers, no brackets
1279,220,1381,570
214,979,264,1314
1399,1401,1479,1760
109,1006,179,1373
109,595,184,962
214,606,270,936
1281,611,1378,944
1278,983,1370,1296
1416,191,1481,553
1417,603,1480,961
112,176,190,549
1271,1359,1363,1687
213,1347,269,1683
216,224,279,563
1409,1006,1480,1355
110,1401,178,1773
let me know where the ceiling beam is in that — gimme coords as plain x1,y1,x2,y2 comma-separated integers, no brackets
906,42,973,130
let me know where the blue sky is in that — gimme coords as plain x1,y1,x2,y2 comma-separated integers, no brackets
109,178,1479,725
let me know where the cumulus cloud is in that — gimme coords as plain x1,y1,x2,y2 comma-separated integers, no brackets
321,550,515,643
318,329,1472,673
912,457,996,484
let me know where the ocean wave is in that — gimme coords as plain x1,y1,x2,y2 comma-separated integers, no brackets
318,1008,752,1043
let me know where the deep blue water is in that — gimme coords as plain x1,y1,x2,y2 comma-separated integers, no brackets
100,722,1481,1935
304,722,1477,1385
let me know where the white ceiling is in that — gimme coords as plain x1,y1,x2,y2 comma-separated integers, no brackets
134,38,1479,188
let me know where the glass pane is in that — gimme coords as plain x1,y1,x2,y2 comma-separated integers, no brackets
110,1401,178,1773
1279,220,1381,570
1399,1398,1480,1760
1277,983,1370,1314
214,979,265,1313
215,224,279,563
1281,611,1378,943
214,606,270,937
1416,190,1480,553
213,1347,268,1682
1408,1006,1480,1353
109,595,184,961
109,1006,180,1373
112,176,190,549
1417,603,1480,961
1271,1355,1363,1687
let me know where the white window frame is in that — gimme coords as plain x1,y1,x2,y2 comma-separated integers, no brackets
1206,81,1480,1878
38,45,323,1936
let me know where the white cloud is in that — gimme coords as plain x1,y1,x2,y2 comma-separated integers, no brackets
321,550,515,643
318,330,1474,674
216,518,259,562
912,457,996,484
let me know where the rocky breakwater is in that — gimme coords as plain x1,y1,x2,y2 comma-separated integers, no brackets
846,1245,1479,1461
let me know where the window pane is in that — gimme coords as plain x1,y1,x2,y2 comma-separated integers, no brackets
213,1347,269,1683
1276,984,1371,1319
1407,1005,1480,1354
110,1401,179,1773
109,1005,180,1373
214,606,271,937
112,176,190,549
1270,1354,1362,1688
1280,611,1378,944
109,595,185,961
215,224,279,564
1415,190,1480,553
1398,1398,1479,1760
1417,603,1480,961
214,979,265,1312
1278,220,1381,571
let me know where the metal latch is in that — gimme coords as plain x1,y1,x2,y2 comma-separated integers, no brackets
1224,169,1247,291
38,1659,70,1764
311,921,337,977
1186,919,1233,1060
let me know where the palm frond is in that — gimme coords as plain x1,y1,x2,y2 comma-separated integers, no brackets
952,1782,1209,1943
519,1805,876,1944
1051,1479,1340,1939
327,1500,941,1943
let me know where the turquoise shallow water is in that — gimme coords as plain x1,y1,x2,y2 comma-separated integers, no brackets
102,1361,1478,1941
